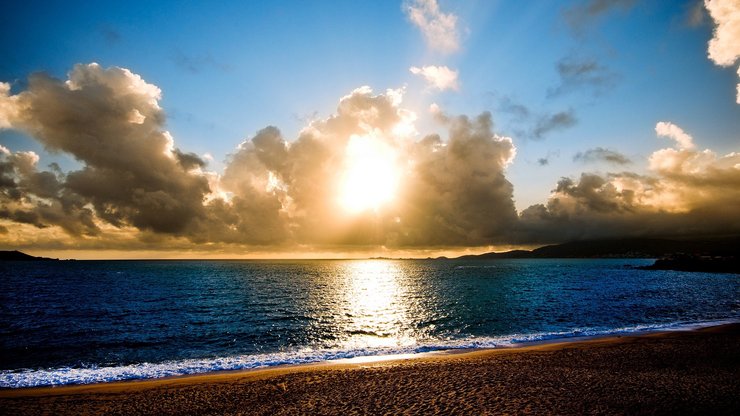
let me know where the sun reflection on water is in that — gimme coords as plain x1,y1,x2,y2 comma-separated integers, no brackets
341,260,417,349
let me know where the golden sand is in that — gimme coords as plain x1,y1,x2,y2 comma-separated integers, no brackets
1,324,738,415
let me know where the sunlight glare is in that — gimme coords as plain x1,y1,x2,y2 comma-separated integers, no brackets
343,260,416,349
339,133,400,213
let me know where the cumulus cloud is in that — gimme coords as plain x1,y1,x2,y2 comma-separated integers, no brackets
0,83,18,128
548,56,619,97
0,66,520,250
395,112,517,246
655,121,695,150
705,0,740,103
0,146,99,236
2,64,738,253
0,63,210,236
410,65,459,91
403,0,460,53
517,121,740,243
574,147,631,165
215,88,517,247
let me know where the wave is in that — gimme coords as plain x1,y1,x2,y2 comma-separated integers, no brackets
1,318,736,388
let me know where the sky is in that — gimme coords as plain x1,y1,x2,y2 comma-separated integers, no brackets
0,0,739,259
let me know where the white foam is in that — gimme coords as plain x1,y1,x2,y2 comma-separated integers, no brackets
1,319,736,388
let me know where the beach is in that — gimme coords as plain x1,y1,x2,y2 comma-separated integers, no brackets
1,323,738,415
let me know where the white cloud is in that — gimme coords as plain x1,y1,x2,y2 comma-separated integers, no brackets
0,82,19,129
655,121,694,150
705,0,740,103
404,0,460,53
409,65,459,91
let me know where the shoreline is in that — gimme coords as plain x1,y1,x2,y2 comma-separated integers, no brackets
1,322,738,414
1,319,736,392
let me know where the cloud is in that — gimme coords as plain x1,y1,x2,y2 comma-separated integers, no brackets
2,64,738,253
403,0,460,53
574,147,631,165
409,65,459,91
655,121,695,150
0,67,520,250
536,150,560,167
0,83,18,128
172,50,229,74
705,0,740,103
532,110,577,139
99,26,121,44
564,0,636,33
496,95,531,120
491,94,577,140
516,121,740,243
686,1,707,27
548,56,619,97
396,112,518,246
0,63,211,236
0,147,99,236
216,88,517,247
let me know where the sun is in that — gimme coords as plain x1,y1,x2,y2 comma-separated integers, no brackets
338,133,400,213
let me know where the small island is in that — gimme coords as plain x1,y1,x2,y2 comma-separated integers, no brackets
638,255,740,274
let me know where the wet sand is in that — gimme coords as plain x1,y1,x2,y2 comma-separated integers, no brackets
1,324,738,415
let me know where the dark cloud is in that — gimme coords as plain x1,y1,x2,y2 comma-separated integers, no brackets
99,26,121,44
174,149,207,170
548,57,619,98
574,147,631,164
536,150,560,167
492,94,577,140
0,148,99,236
532,110,577,139
496,96,530,119
564,0,637,33
172,51,229,74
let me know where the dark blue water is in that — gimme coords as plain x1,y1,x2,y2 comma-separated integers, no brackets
1,259,738,387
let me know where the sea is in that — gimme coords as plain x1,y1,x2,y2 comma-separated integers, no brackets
1,258,738,388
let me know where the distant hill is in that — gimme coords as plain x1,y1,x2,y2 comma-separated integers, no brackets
0,250,57,261
456,237,740,260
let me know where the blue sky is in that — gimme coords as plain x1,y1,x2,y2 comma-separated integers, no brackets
1,0,739,257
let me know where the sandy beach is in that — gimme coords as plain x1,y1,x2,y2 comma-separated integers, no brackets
1,324,738,415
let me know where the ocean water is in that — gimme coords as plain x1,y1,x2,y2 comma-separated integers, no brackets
0,258,737,388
